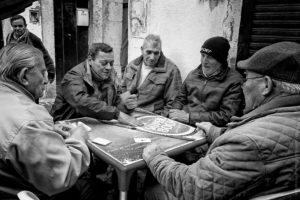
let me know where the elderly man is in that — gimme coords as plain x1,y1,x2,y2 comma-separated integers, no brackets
0,44,106,199
169,36,244,127
143,41,300,200
6,15,55,83
121,34,182,116
51,43,139,126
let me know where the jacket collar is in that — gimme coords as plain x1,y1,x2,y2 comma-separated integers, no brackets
0,79,36,102
197,64,229,81
82,60,115,89
228,94,300,127
131,52,167,73
82,60,94,88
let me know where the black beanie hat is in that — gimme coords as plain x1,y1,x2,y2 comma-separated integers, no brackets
200,36,230,66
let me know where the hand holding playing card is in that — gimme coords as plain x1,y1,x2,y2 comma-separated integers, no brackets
54,123,75,138
54,121,91,142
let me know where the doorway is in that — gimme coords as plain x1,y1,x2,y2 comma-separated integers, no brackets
54,0,89,84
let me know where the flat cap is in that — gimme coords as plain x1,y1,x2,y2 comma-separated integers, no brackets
237,41,300,84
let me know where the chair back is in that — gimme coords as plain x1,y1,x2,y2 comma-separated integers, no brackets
250,188,300,200
17,191,40,200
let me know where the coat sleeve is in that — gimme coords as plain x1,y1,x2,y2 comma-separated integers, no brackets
120,66,129,93
189,80,243,126
61,72,120,120
172,79,188,110
162,67,182,116
145,133,264,200
7,120,90,196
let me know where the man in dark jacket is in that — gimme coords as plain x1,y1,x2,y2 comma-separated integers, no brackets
169,36,244,127
51,43,139,126
121,34,182,116
143,41,300,200
6,15,55,83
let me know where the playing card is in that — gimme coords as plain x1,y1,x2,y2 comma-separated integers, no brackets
92,137,111,146
134,138,151,143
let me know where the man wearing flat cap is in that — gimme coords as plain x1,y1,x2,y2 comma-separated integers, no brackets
143,41,300,200
169,36,244,127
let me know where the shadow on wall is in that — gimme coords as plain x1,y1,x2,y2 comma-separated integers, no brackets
199,0,226,11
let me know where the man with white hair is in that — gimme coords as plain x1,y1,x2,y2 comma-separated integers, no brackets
121,34,182,116
0,43,106,200
143,41,300,200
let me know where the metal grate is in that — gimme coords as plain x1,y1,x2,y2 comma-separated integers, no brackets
248,0,300,55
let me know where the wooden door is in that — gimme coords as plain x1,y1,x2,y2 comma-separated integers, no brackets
54,0,89,84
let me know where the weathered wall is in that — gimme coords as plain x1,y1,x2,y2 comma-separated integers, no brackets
89,0,124,76
1,1,56,98
128,0,243,79
40,0,55,64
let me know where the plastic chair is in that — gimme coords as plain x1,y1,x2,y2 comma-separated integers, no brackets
250,188,300,200
17,191,40,200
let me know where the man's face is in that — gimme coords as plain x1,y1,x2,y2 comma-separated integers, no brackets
25,57,48,100
141,41,161,67
11,19,26,38
242,71,265,114
201,53,222,76
89,51,114,80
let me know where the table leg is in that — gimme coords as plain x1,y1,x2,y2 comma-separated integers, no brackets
119,191,127,200
115,169,136,200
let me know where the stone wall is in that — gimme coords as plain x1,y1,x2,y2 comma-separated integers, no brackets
128,0,243,79
89,0,124,77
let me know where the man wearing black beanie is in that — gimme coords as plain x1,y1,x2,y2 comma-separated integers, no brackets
169,36,244,127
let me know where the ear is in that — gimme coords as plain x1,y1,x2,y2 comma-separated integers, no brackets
17,67,29,86
261,76,273,96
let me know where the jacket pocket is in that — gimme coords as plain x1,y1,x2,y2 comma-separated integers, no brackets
143,76,168,96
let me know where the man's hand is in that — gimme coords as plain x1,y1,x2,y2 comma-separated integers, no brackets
70,124,90,142
120,91,138,110
54,122,90,142
195,122,216,143
169,109,189,124
195,122,213,134
118,111,143,127
143,143,164,161
54,123,73,138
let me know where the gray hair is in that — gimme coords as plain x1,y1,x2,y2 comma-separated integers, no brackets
273,79,300,94
0,43,43,81
143,34,162,48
